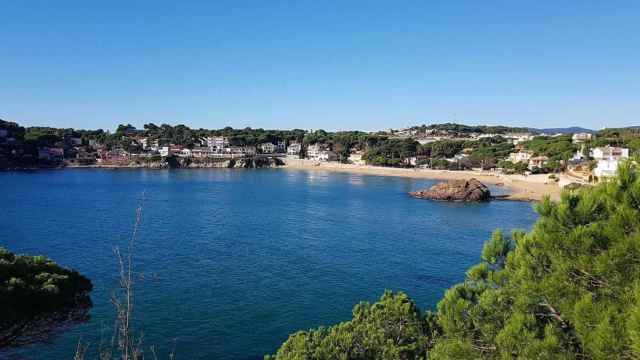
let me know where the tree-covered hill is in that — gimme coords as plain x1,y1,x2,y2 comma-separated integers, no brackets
268,162,640,359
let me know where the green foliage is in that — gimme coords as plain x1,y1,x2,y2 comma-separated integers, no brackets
420,140,465,160
363,138,419,167
523,135,577,161
433,161,640,359
499,160,529,174
272,162,640,359
0,247,92,328
266,291,438,360
410,123,533,135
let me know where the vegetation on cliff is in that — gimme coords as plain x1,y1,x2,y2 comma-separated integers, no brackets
268,162,640,359
0,247,92,337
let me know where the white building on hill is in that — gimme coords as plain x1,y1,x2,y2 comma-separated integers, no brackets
572,133,593,143
205,136,229,152
592,146,629,178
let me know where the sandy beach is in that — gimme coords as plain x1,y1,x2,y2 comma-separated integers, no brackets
283,158,562,202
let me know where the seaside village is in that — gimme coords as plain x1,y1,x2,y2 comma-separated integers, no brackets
0,119,636,185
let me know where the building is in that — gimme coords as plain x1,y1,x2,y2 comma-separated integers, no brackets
505,133,534,145
591,146,629,161
572,133,593,143
591,146,630,178
205,136,229,152
159,146,171,157
529,156,549,169
0,129,8,138
244,145,257,156
287,143,302,157
316,150,337,162
306,143,324,159
191,146,213,158
594,160,621,178
348,151,365,165
169,144,184,154
276,141,286,153
259,142,276,154
307,143,336,162
508,150,533,163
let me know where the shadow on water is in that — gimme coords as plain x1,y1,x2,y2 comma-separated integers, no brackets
0,298,92,350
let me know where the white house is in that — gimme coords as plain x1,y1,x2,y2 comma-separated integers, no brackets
591,146,629,161
205,136,229,152
307,143,336,162
159,146,171,157
259,142,276,154
316,150,337,162
571,149,587,162
505,133,534,145
591,146,630,178
306,143,324,159
508,150,533,163
287,143,302,157
572,133,593,143
594,160,621,178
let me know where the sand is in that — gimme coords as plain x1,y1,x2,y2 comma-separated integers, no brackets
283,158,562,202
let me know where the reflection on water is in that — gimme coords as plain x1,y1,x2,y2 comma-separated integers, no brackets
1,299,92,350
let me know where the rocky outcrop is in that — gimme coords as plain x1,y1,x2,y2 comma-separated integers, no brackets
87,156,286,169
172,156,285,169
410,178,491,202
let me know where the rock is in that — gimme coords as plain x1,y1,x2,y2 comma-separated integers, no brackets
410,178,491,202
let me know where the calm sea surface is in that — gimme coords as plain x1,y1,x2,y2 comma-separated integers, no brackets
0,169,538,359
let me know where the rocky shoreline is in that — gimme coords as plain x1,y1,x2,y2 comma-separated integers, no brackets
410,178,492,202
4,156,286,171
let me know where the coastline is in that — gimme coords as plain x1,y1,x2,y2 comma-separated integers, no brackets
282,158,562,202
2,159,562,202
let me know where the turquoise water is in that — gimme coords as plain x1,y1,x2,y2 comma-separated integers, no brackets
0,169,538,359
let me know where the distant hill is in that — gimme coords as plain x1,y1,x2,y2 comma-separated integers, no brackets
535,126,596,134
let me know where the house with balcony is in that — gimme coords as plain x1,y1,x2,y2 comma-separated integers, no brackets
259,142,276,154
287,143,302,157
205,136,229,152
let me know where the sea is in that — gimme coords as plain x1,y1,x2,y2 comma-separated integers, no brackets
0,168,538,359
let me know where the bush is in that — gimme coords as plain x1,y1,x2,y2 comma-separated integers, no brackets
0,248,92,329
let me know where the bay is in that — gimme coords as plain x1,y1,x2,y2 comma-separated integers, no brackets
0,169,537,359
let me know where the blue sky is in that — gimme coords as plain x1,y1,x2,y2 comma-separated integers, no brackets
1,1,638,131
